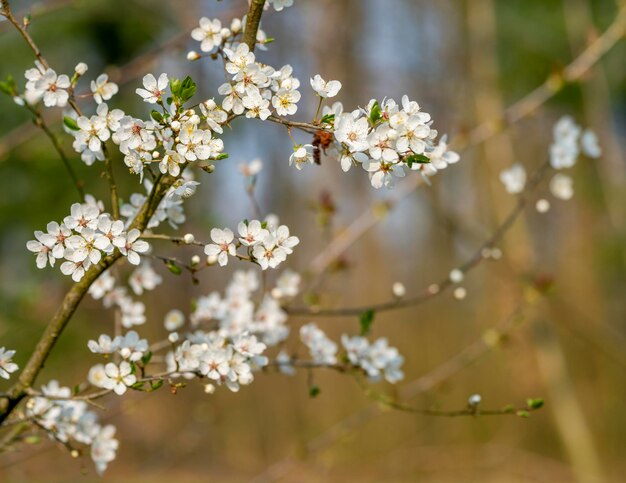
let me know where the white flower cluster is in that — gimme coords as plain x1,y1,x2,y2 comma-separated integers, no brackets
88,331,149,362
324,96,459,188
550,115,601,169
167,332,268,393
191,19,302,119
119,74,224,181
218,43,301,119
191,269,298,346
190,15,271,56
499,116,601,201
300,323,338,365
120,176,198,231
89,268,158,328
26,197,150,281
204,218,299,270
291,324,405,383
549,116,600,201
0,347,19,379
20,60,227,186
341,335,405,383
26,380,118,474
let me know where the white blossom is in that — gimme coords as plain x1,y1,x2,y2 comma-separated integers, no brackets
164,309,185,332
0,347,19,379
289,144,315,170
550,173,574,200
310,74,342,98
204,228,236,266
91,74,118,104
136,73,168,104
101,362,136,395
36,69,70,107
113,229,150,265
499,164,526,194
191,18,223,52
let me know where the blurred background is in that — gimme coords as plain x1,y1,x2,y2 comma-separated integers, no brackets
1,0,625,481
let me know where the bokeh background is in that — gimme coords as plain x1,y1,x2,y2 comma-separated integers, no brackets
1,0,625,481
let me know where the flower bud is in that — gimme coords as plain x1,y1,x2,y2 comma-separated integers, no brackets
392,282,406,298
170,121,181,131
449,269,464,284
183,233,195,244
186,50,201,61
74,62,88,75
468,394,482,406
168,332,179,343
230,18,242,34
220,28,231,39
191,255,201,266
536,199,550,213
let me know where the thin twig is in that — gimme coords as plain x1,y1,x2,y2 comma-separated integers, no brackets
27,105,85,199
0,0,49,68
286,160,551,316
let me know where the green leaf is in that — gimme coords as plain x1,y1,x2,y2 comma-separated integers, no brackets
516,410,530,418
169,78,182,97
215,153,229,160
405,153,430,168
0,75,15,96
149,380,165,391
369,101,382,125
150,110,164,123
141,351,153,366
309,385,321,398
63,116,79,131
166,260,182,275
24,435,41,445
526,398,544,410
359,309,375,336
131,381,145,390
179,76,197,103
320,113,335,124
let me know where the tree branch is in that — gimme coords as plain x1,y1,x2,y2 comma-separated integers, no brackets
0,173,177,423
243,0,266,51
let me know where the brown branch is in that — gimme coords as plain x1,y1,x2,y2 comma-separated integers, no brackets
102,144,120,219
243,0,266,51
0,173,177,424
0,0,49,69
